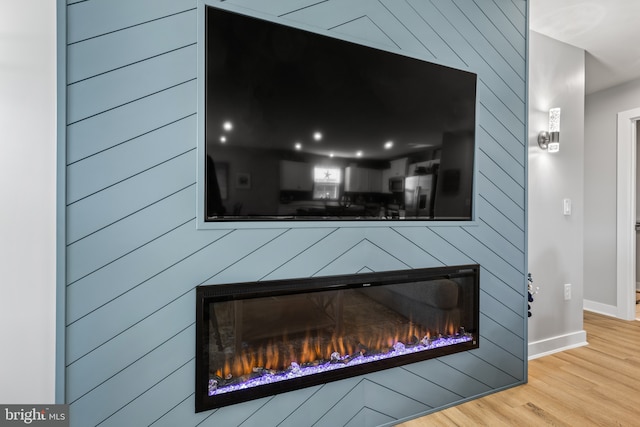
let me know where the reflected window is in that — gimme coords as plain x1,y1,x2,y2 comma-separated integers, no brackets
313,167,341,200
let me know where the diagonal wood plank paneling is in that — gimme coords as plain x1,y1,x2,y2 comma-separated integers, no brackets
61,0,528,425
67,80,197,164
67,45,197,124
67,10,197,84
66,221,231,324
66,115,196,204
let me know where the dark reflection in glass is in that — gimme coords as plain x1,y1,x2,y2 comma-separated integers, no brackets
195,265,479,411
204,6,476,222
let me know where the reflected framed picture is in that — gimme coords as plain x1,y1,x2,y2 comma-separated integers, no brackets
236,173,251,189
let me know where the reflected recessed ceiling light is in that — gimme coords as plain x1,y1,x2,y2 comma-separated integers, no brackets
356,150,363,157
223,121,233,131
219,136,227,143
329,152,334,158
313,131,322,141
384,141,393,149
295,142,302,150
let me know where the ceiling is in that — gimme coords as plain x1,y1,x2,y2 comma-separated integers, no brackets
530,0,640,94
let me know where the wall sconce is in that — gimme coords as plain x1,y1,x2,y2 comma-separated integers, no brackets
538,108,561,152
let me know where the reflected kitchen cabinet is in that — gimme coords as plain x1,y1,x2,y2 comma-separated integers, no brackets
345,166,382,193
389,158,408,177
382,158,409,193
280,160,314,191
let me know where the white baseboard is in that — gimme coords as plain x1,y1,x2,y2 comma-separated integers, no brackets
528,330,588,360
583,299,618,318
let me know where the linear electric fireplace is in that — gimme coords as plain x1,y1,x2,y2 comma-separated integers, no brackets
195,265,479,412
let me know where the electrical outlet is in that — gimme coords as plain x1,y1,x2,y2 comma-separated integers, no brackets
564,283,571,300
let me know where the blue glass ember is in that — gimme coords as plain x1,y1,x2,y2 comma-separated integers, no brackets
209,333,473,396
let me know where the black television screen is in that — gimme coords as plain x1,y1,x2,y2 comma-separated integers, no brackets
205,6,476,222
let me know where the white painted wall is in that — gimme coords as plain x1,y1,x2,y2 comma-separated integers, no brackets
528,31,587,358
584,77,640,310
636,121,640,290
0,1,57,403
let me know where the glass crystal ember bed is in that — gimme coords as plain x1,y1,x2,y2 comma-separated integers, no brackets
195,265,479,412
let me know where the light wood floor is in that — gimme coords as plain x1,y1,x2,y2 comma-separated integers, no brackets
398,311,640,426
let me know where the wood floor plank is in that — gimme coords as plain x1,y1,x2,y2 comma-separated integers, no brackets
399,311,640,427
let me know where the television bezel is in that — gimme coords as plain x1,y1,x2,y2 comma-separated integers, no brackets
196,2,479,229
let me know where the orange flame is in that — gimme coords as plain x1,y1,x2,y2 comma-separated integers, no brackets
215,321,462,380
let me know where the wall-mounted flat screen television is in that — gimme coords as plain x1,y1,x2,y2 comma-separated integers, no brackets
205,6,477,222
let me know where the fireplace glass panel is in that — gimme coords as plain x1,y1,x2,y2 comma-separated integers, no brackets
195,265,479,412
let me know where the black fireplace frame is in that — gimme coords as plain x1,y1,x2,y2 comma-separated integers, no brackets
195,264,480,412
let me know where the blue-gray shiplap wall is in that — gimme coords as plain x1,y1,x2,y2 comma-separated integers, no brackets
61,0,527,426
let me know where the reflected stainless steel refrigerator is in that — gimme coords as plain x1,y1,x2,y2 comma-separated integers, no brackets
404,175,435,218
